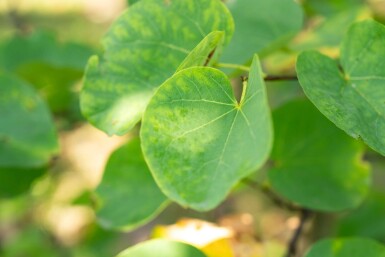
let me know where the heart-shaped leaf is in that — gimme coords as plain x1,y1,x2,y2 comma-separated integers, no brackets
81,0,234,136
297,20,385,155
95,138,168,231
268,100,370,211
141,55,272,210
304,238,385,257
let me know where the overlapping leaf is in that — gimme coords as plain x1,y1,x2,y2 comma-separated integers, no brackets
220,0,303,66
141,55,272,210
177,31,224,72
81,0,234,135
297,20,385,156
304,238,385,257
95,138,168,231
117,239,207,257
268,100,370,211
0,73,58,168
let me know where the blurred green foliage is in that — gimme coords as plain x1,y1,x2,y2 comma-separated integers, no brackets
1,1,385,257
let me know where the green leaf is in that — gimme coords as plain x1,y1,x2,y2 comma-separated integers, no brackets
2,225,63,257
81,0,234,136
141,55,272,211
220,0,303,65
0,31,94,113
337,191,385,240
0,30,93,71
297,20,385,156
177,31,224,72
16,63,82,113
304,0,364,17
304,238,385,257
0,73,58,168
72,224,120,257
95,138,168,231
0,167,45,198
116,239,207,257
268,100,370,211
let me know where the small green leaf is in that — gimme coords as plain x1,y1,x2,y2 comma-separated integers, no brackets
0,167,45,198
297,20,385,156
95,138,168,231
304,238,385,257
141,55,272,211
177,31,224,72
0,73,58,168
116,239,207,257
268,100,370,211
221,0,303,65
81,0,234,136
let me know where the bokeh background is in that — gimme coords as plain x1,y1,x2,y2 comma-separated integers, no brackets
1,0,385,256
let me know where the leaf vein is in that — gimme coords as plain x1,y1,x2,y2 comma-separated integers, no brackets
166,99,234,106
175,108,236,139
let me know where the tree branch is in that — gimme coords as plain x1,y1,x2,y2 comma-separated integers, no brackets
264,75,298,81
5,0,30,34
242,178,301,212
285,209,312,257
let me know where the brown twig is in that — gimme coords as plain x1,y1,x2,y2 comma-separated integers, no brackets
242,178,301,212
285,209,312,257
0,234,3,256
5,0,30,34
264,75,298,81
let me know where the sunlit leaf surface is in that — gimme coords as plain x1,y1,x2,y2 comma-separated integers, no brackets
141,55,272,210
81,0,234,135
